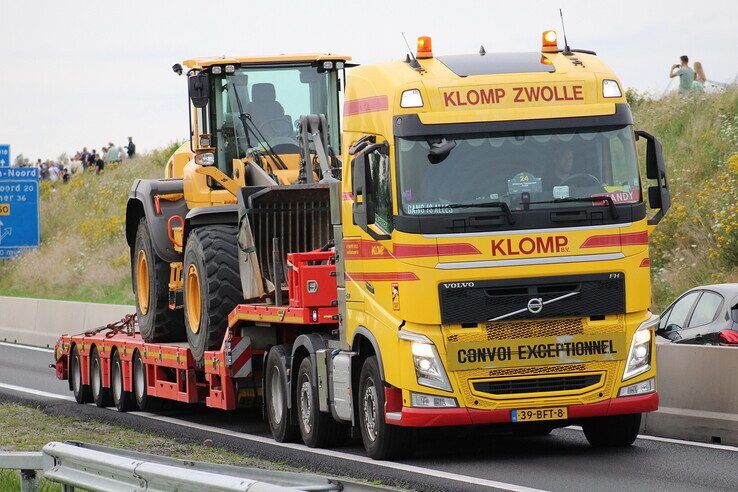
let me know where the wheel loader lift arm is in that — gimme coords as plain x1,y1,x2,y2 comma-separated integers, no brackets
299,114,338,184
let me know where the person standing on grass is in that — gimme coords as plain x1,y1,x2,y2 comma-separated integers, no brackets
125,137,136,158
669,55,695,94
692,62,706,92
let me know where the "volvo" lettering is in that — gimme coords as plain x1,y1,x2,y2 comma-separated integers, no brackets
442,282,475,289
491,236,569,256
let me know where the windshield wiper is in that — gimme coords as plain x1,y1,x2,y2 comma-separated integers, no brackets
527,196,619,219
444,201,516,224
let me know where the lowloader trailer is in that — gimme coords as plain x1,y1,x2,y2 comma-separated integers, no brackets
54,31,670,459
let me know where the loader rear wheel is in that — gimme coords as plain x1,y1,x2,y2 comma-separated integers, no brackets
183,224,241,366
90,346,112,408
134,218,184,342
265,345,300,443
70,345,91,404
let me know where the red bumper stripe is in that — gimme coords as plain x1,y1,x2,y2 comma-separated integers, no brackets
387,392,659,427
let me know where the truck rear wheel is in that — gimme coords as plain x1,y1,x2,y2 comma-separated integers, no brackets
582,413,641,447
70,345,91,404
296,357,347,448
134,218,184,342
183,224,241,366
111,350,136,412
132,350,160,412
90,346,112,408
265,345,299,443
358,356,413,460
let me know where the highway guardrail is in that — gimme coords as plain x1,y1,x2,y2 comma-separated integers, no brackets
0,441,387,491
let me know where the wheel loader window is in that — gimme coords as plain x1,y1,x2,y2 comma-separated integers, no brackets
209,64,341,175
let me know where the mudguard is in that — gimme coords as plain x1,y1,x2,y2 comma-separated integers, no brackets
289,333,333,415
352,326,385,381
126,179,188,263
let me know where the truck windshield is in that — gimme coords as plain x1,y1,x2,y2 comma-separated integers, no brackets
210,65,340,174
397,125,641,216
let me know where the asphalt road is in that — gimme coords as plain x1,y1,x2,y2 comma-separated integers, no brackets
1,342,736,491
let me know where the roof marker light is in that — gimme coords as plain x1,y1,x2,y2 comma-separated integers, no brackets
602,79,622,98
211,66,222,75
417,36,433,59
225,65,235,74
400,89,424,108
542,30,558,53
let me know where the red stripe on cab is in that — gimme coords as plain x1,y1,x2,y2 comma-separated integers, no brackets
344,95,389,116
580,231,648,248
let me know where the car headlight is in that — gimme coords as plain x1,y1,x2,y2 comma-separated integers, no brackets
623,315,658,381
399,330,452,392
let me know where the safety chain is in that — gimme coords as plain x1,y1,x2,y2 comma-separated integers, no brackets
83,313,137,338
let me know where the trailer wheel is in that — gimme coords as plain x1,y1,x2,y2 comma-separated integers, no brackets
183,224,241,366
265,345,299,443
134,218,184,343
70,345,91,404
582,413,641,447
132,350,160,412
296,357,347,448
111,351,136,412
90,346,112,407
358,356,413,459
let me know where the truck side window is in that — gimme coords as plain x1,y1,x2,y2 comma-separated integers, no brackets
367,149,393,233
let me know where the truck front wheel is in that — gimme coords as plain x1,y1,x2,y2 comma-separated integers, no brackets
582,413,641,447
183,225,241,367
358,356,413,459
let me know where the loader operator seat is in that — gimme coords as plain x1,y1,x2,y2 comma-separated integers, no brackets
245,83,294,142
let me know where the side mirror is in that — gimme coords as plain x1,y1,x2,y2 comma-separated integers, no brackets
188,72,211,108
635,130,670,225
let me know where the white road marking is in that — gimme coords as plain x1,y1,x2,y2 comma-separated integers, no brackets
565,426,737,452
0,382,76,402
0,380,542,491
0,341,54,353
133,412,545,492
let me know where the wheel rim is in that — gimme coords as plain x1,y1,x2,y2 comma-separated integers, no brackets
91,356,101,398
269,368,284,425
134,358,145,401
185,264,201,333
299,379,313,434
72,354,81,393
112,359,122,402
363,377,378,442
136,250,150,315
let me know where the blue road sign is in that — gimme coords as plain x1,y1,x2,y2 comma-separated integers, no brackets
0,145,9,167
0,166,40,259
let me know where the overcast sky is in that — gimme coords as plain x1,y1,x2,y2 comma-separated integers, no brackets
1,0,735,161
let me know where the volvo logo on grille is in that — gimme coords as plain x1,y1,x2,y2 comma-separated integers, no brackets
442,282,475,289
527,297,544,314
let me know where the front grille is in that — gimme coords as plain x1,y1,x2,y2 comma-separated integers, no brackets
439,273,625,324
473,374,601,396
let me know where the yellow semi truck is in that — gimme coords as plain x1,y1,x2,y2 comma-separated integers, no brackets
56,31,669,460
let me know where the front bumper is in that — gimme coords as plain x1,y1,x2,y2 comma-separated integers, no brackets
386,392,658,427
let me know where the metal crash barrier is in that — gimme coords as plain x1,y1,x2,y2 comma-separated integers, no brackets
0,441,386,491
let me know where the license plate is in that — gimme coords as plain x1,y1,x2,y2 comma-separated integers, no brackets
511,407,567,422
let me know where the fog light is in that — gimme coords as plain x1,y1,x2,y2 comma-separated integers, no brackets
602,79,622,98
619,377,655,397
411,392,457,408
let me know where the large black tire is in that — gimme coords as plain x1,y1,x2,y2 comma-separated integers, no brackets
111,350,136,412
358,356,413,460
90,346,113,408
70,345,91,404
296,357,348,448
132,350,161,412
264,345,300,443
183,224,241,366
582,413,641,447
133,218,184,342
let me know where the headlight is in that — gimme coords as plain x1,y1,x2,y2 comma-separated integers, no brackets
623,315,658,380
194,152,215,166
399,330,452,392
411,392,457,408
